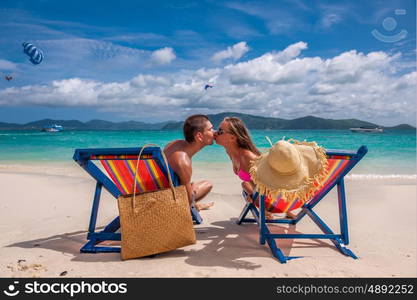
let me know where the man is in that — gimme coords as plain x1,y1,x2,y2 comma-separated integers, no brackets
164,114,215,210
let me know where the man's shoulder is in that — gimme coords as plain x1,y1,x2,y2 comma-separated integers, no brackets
164,139,187,151
164,142,192,180
169,150,190,162
164,141,191,166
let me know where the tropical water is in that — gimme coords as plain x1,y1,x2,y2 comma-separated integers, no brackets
0,129,415,178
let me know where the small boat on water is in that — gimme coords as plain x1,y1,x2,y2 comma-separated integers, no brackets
41,124,64,132
349,127,383,133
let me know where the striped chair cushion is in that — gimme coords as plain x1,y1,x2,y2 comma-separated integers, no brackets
255,157,351,213
100,158,170,195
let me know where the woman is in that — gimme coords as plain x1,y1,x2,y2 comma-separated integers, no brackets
214,117,297,218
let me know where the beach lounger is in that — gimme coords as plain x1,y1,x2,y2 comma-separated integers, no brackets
237,145,367,263
73,146,202,254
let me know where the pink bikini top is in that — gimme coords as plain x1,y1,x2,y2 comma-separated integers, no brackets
238,169,252,182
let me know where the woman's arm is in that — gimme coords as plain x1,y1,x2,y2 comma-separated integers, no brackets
240,149,258,195
241,181,255,195
240,149,258,172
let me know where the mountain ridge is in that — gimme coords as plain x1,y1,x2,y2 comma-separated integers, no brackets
0,113,415,130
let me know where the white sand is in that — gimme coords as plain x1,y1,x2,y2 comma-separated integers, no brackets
0,162,415,278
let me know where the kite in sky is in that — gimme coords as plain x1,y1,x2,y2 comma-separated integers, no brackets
22,42,44,65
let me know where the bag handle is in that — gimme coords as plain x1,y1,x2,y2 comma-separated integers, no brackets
132,144,177,210
265,136,286,147
265,136,273,147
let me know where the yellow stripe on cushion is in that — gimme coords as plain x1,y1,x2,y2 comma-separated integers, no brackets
146,160,165,189
282,197,301,212
107,160,129,194
324,159,347,184
126,160,146,193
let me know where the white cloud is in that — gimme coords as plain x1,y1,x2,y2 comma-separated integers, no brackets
225,2,305,34
130,74,171,88
150,47,176,65
272,41,308,63
211,42,249,63
0,41,415,126
309,83,337,95
0,59,17,71
316,3,351,29
225,41,312,83
5,38,155,84
320,13,343,28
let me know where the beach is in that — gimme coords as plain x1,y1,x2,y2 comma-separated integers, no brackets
0,161,415,278
1,0,416,283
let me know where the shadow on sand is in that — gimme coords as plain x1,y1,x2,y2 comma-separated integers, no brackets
7,218,337,270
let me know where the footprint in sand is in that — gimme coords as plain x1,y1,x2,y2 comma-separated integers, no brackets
6,260,47,277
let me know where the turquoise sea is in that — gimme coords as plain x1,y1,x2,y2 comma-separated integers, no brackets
0,129,415,177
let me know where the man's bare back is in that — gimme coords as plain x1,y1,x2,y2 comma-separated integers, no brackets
163,115,215,210
164,140,213,210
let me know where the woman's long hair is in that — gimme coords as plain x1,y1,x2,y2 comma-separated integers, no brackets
224,117,261,156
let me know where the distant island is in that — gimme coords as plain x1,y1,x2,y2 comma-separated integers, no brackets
0,112,415,131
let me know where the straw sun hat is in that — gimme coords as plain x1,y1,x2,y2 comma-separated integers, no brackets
249,138,329,204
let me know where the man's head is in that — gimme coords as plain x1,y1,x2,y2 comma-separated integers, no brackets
183,114,214,146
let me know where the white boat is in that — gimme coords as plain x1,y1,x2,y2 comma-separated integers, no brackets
42,124,64,132
349,127,383,133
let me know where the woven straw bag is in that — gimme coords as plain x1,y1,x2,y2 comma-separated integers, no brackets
117,144,196,260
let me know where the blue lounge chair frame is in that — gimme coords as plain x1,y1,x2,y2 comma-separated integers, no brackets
237,146,368,263
73,146,203,254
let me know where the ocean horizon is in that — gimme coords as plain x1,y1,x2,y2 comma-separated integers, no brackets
0,129,415,178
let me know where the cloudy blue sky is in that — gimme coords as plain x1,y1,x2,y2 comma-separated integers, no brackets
0,0,415,126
